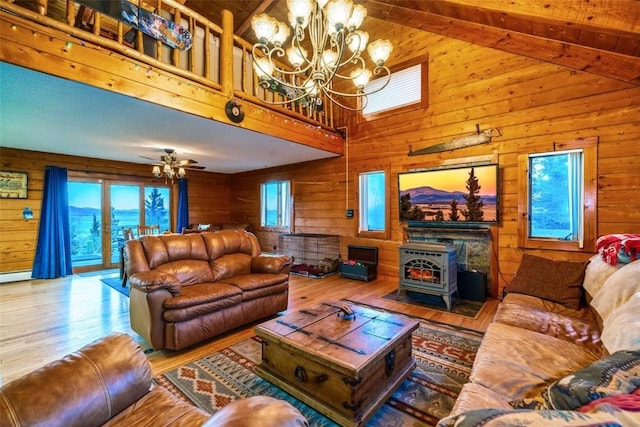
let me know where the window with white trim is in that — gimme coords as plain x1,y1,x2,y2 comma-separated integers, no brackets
260,180,290,228
517,137,597,252
359,171,386,232
362,61,427,116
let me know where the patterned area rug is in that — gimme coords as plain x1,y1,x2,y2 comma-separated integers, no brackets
155,317,484,426
381,290,485,318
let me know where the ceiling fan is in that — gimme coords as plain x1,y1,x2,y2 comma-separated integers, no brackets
141,148,205,181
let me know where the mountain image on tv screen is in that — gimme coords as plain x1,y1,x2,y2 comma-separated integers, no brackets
398,164,498,223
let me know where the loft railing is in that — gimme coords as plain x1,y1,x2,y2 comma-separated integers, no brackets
0,0,344,129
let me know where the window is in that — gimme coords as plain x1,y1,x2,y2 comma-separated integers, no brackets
359,171,387,234
518,137,597,252
261,180,291,228
362,58,427,116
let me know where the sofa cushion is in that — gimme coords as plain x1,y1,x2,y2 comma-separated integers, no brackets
505,254,586,309
140,234,208,269
154,260,214,285
583,254,620,300
601,292,640,353
590,260,640,322
449,383,513,417
494,297,601,353
103,386,211,426
211,253,253,280
163,283,241,309
470,322,600,400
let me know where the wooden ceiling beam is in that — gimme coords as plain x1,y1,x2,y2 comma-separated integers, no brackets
436,0,640,35
364,1,640,86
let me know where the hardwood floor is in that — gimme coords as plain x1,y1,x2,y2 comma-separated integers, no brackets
0,272,498,385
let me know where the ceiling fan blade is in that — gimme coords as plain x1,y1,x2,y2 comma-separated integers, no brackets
184,165,206,170
177,159,198,165
139,155,157,161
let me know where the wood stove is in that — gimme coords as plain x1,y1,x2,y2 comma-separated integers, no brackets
398,243,458,311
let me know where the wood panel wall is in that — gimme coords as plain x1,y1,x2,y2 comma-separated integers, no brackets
0,147,230,274
232,31,640,297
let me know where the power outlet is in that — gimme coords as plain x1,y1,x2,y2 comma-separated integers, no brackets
346,209,354,218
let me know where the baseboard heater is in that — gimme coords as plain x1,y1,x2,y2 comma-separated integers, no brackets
0,271,32,284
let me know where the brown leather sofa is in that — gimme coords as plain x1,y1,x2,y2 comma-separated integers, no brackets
0,333,211,427
0,333,309,427
124,229,291,351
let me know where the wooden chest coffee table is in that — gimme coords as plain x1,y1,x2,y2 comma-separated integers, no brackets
254,300,419,426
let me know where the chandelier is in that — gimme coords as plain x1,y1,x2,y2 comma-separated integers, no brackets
151,149,187,182
251,0,393,111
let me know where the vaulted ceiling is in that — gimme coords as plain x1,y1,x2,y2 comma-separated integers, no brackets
186,0,640,85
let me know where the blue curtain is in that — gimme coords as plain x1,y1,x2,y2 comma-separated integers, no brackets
177,178,189,232
32,166,73,279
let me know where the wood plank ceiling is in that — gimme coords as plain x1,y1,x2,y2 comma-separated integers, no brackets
185,0,640,85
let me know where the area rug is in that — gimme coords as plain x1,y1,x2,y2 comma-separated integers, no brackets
154,318,484,426
100,277,129,297
381,290,485,318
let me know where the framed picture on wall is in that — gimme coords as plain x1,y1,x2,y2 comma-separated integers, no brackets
0,171,28,199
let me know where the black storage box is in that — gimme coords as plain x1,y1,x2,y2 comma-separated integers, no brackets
339,245,378,281
457,270,487,302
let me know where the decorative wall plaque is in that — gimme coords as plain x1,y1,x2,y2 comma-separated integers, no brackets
0,171,28,199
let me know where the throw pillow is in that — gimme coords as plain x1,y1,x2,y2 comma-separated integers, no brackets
509,350,640,411
505,254,587,309
438,406,640,427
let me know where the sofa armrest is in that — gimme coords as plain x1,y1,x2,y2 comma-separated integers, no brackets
252,255,292,275
129,271,182,295
0,333,151,427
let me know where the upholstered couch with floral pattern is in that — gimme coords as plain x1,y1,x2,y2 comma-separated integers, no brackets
438,236,640,426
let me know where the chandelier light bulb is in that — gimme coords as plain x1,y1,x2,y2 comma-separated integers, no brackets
347,30,369,54
251,13,278,43
152,165,161,177
367,39,393,65
287,46,308,68
271,21,291,46
351,68,372,89
322,49,339,69
177,167,186,178
254,56,275,79
347,4,367,30
287,0,313,25
325,0,354,31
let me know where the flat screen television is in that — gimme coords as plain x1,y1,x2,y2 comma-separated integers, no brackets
398,163,499,225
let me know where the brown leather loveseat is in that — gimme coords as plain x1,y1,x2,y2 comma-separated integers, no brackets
125,229,291,351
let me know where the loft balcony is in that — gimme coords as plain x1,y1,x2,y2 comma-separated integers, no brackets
0,0,346,160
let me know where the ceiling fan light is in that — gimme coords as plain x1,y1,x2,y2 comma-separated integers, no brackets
177,167,186,178
251,13,278,43
152,165,161,177
368,39,393,65
163,164,171,173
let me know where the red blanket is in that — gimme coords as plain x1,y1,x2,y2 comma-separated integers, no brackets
596,234,640,266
